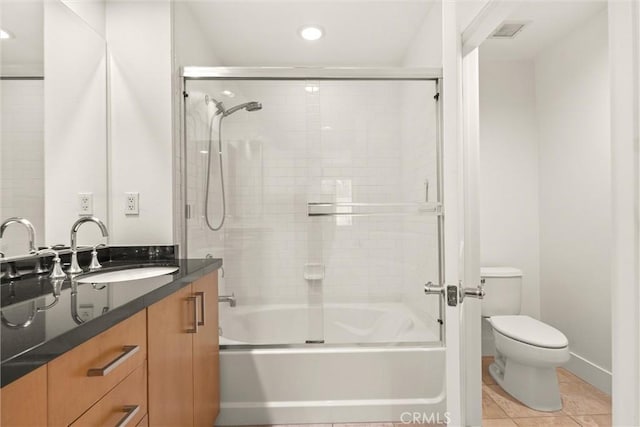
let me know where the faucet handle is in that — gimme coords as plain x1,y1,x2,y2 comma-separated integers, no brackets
37,248,66,280
89,244,106,271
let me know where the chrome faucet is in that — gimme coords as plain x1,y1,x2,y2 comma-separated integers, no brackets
0,217,38,254
218,293,236,307
67,216,109,275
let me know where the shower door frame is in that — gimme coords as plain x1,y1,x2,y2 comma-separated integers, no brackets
179,65,446,339
178,66,464,420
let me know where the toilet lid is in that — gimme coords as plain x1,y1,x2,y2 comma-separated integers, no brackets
490,315,568,349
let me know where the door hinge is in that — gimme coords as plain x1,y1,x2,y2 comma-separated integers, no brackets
185,203,192,219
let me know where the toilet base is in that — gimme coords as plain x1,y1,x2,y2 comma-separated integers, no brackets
489,354,563,412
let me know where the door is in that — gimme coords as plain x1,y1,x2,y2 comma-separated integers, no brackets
192,273,220,426
147,285,195,426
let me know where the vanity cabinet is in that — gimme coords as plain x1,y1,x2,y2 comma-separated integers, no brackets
0,365,47,426
0,269,220,427
48,310,147,426
147,272,219,427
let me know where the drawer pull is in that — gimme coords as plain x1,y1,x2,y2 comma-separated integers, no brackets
195,291,205,326
115,405,140,427
187,296,198,333
87,345,140,377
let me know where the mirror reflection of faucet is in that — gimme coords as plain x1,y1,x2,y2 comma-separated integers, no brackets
67,216,109,275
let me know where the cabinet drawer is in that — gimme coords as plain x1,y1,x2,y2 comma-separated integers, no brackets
1,365,47,427
71,364,147,427
48,310,147,426
136,414,149,427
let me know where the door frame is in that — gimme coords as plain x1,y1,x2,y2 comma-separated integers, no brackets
459,0,640,425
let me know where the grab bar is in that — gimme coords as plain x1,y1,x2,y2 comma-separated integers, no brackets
307,201,442,217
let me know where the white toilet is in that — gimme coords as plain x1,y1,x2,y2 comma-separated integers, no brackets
481,267,570,412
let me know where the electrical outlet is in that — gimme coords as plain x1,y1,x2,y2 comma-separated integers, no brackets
78,304,94,322
125,192,139,215
78,192,93,215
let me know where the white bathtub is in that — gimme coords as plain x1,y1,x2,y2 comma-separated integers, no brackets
217,303,446,425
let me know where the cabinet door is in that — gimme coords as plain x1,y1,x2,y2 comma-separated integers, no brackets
147,285,195,426
0,365,47,427
192,272,220,426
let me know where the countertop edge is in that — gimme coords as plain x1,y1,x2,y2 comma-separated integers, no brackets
1,258,222,387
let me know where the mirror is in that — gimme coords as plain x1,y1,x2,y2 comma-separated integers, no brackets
0,0,108,257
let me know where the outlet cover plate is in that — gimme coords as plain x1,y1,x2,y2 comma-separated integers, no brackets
78,192,93,215
125,192,139,215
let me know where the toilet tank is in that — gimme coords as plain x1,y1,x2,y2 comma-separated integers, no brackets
480,267,523,317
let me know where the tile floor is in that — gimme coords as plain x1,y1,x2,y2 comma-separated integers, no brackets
225,357,612,427
481,356,612,427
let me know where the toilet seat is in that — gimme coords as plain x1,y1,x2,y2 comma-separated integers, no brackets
490,315,568,349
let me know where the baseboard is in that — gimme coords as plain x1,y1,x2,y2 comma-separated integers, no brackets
565,351,612,395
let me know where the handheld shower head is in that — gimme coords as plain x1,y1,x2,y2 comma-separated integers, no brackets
223,101,262,117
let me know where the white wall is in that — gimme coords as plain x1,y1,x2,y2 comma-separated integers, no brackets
479,58,541,320
536,9,611,392
44,0,108,247
106,0,173,245
173,1,224,255
0,80,44,255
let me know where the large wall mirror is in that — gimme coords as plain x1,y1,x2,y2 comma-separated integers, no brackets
0,0,108,257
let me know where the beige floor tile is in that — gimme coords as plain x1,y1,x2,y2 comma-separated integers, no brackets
483,387,510,419
483,420,518,427
569,414,612,427
333,424,394,427
558,382,611,416
512,416,580,426
271,425,332,427
483,385,565,418
556,368,583,384
483,356,496,385
392,423,442,427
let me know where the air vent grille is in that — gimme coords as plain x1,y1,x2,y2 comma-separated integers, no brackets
491,21,529,39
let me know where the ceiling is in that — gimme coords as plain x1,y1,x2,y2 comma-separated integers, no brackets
0,0,44,76
480,0,607,61
185,0,435,66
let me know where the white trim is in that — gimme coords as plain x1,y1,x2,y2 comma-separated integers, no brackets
442,1,464,425
462,47,482,427
461,1,515,56
609,1,640,425
565,352,612,395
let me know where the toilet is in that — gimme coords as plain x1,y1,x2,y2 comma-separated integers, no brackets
481,267,570,412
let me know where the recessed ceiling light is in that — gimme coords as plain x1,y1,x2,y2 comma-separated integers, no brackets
221,90,235,98
0,29,14,40
305,85,319,93
299,26,323,41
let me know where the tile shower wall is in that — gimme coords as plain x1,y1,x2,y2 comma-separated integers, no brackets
0,80,44,255
185,79,439,329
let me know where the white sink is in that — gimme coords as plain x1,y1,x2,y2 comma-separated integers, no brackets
76,266,179,284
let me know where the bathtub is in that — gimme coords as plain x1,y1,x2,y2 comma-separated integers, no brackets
217,303,446,425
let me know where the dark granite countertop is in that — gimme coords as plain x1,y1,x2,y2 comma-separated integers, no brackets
0,246,222,387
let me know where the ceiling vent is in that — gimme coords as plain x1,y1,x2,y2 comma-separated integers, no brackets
490,21,529,39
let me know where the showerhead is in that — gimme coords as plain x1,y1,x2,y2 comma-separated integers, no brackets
223,101,262,117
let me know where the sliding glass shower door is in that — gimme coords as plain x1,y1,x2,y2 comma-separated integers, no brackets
183,71,442,347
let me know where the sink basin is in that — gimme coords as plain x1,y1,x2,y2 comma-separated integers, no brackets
76,266,179,284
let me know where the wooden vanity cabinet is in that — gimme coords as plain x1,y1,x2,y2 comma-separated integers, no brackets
0,270,219,427
147,272,220,427
0,365,47,427
192,273,220,426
